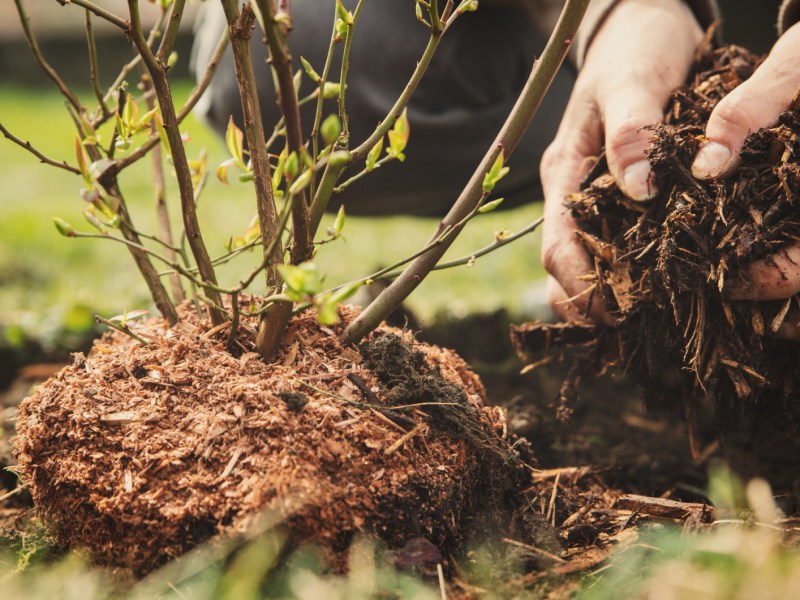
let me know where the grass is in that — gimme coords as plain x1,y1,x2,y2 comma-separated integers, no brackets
0,83,546,345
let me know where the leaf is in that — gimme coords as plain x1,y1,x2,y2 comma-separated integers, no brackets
300,56,321,83
288,169,312,196
482,150,510,193
108,309,149,327
83,209,107,234
316,298,340,325
321,113,342,146
75,136,92,187
333,205,346,235
366,137,383,171
387,109,410,161
328,280,363,304
335,0,353,25
478,197,504,214
278,262,323,301
225,116,247,170
216,158,237,185
152,113,171,159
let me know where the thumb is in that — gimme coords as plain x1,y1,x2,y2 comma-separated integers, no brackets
602,90,666,201
692,24,800,180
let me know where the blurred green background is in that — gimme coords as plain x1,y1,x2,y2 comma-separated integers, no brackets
0,0,784,350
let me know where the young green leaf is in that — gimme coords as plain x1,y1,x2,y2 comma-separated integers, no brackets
216,158,237,185
335,0,353,25
225,116,247,170
366,137,383,171
478,197,504,214
387,108,410,162
288,169,313,196
482,150,510,193
278,262,323,301
74,136,92,187
333,205,346,235
300,56,321,83
83,209,107,234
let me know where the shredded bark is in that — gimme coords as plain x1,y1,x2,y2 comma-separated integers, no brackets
14,302,525,575
513,44,800,463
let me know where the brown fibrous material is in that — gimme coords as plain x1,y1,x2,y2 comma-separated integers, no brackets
15,302,526,575
514,43,800,451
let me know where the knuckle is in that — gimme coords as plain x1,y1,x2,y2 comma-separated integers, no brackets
605,115,652,159
541,239,565,276
708,94,756,138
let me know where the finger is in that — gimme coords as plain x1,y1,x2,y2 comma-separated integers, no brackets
601,92,665,201
724,241,800,301
588,0,702,201
541,125,613,325
773,308,800,341
692,23,800,180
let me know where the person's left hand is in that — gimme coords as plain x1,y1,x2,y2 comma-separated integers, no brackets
690,21,800,340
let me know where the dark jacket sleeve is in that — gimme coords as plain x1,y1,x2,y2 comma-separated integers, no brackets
779,0,800,33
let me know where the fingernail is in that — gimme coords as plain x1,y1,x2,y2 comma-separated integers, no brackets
622,160,656,201
692,141,731,179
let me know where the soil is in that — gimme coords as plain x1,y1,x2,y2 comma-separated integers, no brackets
12,302,530,575
513,42,800,495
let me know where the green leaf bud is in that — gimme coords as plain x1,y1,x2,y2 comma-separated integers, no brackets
54,217,76,237
321,113,342,146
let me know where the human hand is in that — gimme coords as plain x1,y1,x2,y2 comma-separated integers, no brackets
690,22,800,340
540,0,703,324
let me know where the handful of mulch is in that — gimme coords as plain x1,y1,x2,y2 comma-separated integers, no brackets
513,44,800,455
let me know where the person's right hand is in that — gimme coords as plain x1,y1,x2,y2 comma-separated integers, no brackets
540,0,704,324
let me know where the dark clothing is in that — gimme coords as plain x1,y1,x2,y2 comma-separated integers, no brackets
193,1,576,215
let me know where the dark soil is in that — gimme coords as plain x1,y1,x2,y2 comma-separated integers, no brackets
513,43,800,495
13,302,528,576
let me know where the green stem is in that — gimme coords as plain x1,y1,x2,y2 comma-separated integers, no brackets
341,0,591,344
337,0,366,141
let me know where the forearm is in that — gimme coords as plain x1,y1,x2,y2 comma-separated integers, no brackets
485,0,717,65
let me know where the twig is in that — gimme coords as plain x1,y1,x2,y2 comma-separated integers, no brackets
437,563,448,600
84,9,110,119
141,69,185,303
222,0,291,360
115,27,230,171
127,0,225,325
502,538,567,564
0,486,24,503
56,0,128,30
336,0,366,140
155,0,185,64
0,122,80,175
95,315,151,345
384,423,425,455
341,0,591,344
255,0,312,265
15,0,84,116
